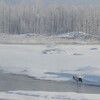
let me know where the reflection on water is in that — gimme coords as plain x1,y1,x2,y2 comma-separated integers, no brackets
0,73,100,94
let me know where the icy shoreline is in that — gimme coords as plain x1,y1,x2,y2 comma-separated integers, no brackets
0,91,100,100
0,72,100,94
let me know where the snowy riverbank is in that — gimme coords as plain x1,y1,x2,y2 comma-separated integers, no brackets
0,33,99,44
0,44,100,85
0,91,100,100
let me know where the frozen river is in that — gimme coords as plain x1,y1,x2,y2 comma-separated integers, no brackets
0,44,100,85
0,72,100,94
0,44,100,95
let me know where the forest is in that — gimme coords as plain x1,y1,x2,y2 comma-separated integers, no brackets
0,0,100,36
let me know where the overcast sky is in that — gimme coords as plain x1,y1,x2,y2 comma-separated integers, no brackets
2,0,100,6
44,0,100,6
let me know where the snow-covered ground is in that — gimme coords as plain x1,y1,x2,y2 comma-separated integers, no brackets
0,33,99,44
0,44,100,85
0,91,100,100
58,32,98,40
0,44,100,99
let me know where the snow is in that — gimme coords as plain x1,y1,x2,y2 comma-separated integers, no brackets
58,32,94,39
0,44,100,85
0,33,99,44
0,44,99,99
0,91,99,100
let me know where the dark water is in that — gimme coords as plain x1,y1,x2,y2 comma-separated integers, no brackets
0,73,100,94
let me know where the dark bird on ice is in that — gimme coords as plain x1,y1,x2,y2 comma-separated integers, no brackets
73,75,83,83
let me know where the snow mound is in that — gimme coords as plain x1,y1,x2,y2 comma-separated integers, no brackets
90,48,98,50
73,53,83,55
58,32,96,39
42,49,65,54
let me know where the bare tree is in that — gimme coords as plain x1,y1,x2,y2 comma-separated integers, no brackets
0,0,100,36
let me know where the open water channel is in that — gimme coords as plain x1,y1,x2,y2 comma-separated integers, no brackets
0,72,100,94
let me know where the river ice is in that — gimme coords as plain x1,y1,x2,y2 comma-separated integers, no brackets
0,44,100,85
0,91,100,100
0,44,99,99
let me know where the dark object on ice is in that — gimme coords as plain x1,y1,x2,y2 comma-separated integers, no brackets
73,76,83,83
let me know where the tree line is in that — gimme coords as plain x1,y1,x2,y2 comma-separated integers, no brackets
0,0,100,36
